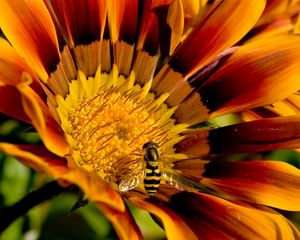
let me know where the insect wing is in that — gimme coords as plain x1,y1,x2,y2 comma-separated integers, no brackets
162,172,210,193
119,168,144,192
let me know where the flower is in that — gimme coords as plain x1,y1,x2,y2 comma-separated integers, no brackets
1,0,300,239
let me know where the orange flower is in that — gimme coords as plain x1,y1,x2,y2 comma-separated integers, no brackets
1,0,300,239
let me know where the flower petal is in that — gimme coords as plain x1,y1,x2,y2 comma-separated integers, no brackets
108,0,138,44
45,0,108,47
132,0,182,83
0,142,126,213
0,0,60,81
209,116,300,153
173,159,208,181
45,0,108,78
174,35,300,124
152,0,265,100
0,38,45,97
169,0,266,76
176,116,300,156
59,169,125,212
181,0,200,30
0,38,36,85
202,160,300,211
241,93,300,121
0,85,30,123
257,0,289,26
130,196,197,239
0,143,68,177
98,203,142,240
108,0,138,76
17,76,69,157
166,0,184,54
167,192,300,239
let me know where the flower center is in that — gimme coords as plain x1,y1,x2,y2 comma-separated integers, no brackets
55,66,188,184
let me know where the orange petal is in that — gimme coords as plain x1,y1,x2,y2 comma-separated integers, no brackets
108,0,138,43
0,38,45,97
45,0,108,47
272,94,300,115
257,0,289,26
0,38,36,85
132,0,179,83
98,203,142,240
166,0,184,54
176,116,300,156
181,0,200,31
0,142,126,213
0,0,60,81
17,75,69,157
173,159,208,181
162,47,237,106
134,0,180,55
136,1,165,55
168,0,266,76
59,169,125,212
253,17,293,37
244,93,300,120
107,0,138,76
174,129,210,157
167,192,300,239
203,160,300,211
130,196,197,239
174,35,300,124
152,0,266,107
0,143,68,177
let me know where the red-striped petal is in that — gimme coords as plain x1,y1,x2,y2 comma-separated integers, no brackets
45,0,108,47
176,116,300,156
202,160,300,210
168,0,265,76
167,192,300,239
174,35,300,124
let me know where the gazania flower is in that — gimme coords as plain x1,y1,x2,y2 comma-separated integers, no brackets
1,0,300,239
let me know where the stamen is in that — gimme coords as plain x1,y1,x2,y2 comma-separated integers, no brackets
56,70,189,184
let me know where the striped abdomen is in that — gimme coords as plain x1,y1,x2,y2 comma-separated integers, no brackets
142,141,161,195
144,161,161,195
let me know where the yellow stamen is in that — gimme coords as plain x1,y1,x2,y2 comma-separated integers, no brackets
56,67,188,184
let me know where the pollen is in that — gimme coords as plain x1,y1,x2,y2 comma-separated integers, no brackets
55,65,188,184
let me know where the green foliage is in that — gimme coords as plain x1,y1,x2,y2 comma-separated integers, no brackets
0,155,31,240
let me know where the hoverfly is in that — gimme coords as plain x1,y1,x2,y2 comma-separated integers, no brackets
119,141,208,195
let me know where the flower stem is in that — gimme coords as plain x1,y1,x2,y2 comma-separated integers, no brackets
0,181,73,232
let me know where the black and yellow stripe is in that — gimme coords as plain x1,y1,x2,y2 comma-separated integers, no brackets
143,141,161,195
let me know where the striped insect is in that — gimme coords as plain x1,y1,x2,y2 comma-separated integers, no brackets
142,141,162,195
119,141,211,196
119,141,162,195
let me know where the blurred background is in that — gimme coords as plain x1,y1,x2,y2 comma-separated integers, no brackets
0,113,300,240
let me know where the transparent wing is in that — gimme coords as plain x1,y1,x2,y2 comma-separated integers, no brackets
162,171,214,193
119,165,144,192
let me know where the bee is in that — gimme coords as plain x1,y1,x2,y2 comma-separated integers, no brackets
119,141,208,195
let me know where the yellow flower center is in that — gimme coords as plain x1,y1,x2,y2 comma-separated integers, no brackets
55,65,187,184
